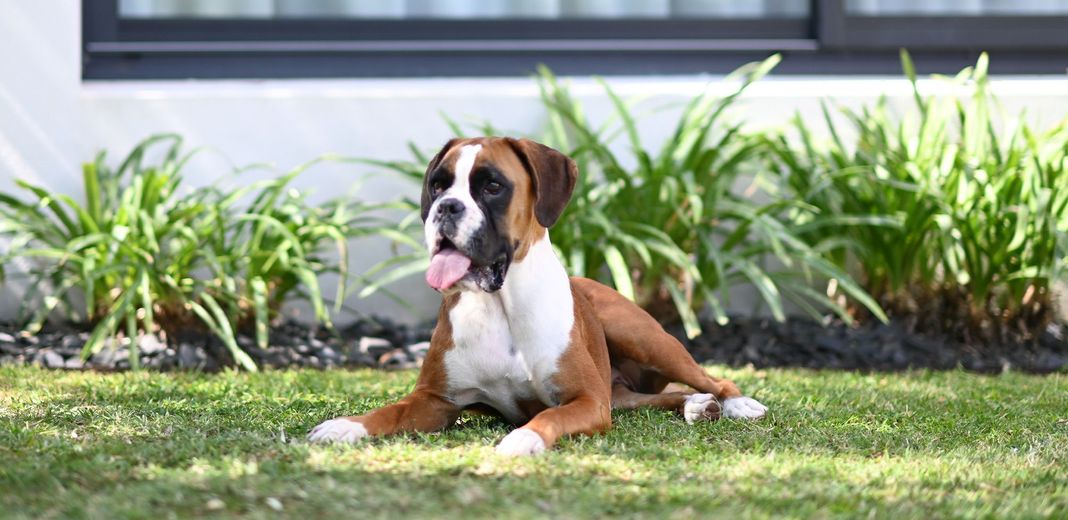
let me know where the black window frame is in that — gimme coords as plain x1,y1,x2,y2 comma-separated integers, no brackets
83,0,1068,79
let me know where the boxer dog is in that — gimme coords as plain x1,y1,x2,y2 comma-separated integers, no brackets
309,137,767,455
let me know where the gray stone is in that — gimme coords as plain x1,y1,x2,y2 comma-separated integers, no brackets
1037,353,1068,372
0,341,19,355
138,334,166,355
237,335,256,349
359,337,393,357
0,332,15,343
264,349,290,368
59,335,85,355
1047,323,1064,342
318,346,340,363
34,349,64,368
178,343,208,369
64,357,85,369
162,356,179,370
407,341,431,359
91,347,129,368
343,351,376,367
378,348,419,371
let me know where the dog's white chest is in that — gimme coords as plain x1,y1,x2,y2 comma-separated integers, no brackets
443,291,565,422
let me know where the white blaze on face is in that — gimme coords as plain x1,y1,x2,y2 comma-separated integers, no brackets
424,144,484,251
424,144,484,291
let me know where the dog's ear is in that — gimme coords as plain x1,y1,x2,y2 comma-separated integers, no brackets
420,138,461,222
506,138,578,228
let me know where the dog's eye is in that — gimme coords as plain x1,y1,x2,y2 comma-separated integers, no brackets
430,181,445,196
484,181,503,195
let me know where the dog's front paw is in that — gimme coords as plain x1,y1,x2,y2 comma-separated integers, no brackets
722,396,768,420
307,418,368,443
495,428,546,456
683,393,722,424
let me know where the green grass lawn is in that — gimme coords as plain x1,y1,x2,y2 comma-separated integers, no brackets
1,366,1066,519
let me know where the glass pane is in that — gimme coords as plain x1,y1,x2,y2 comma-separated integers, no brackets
119,0,810,20
846,0,1068,16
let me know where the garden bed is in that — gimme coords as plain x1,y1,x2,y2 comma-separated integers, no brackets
3,56,1065,381
685,317,1068,374
3,315,1065,374
0,317,432,372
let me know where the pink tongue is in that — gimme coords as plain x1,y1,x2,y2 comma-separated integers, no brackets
426,249,472,290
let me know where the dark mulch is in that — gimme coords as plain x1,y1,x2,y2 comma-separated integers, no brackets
679,317,1068,374
2,315,1065,374
0,317,434,372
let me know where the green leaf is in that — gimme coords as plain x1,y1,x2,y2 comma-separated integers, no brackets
359,257,429,298
603,245,635,302
193,293,258,372
251,277,269,350
665,279,700,339
138,269,155,337
735,258,785,322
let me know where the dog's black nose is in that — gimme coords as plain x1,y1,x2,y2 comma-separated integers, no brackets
438,198,465,217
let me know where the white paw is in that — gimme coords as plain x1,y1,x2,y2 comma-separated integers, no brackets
495,428,546,456
683,393,721,424
307,418,368,443
722,396,768,420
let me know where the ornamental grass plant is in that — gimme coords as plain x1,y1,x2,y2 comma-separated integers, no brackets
0,135,401,370
371,57,886,338
6,51,1060,369
535,58,884,337
764,51,1068,342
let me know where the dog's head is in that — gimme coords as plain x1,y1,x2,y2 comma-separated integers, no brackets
420,137,577,293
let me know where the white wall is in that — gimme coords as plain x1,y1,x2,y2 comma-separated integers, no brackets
0,2,84,320
2,2,1067,324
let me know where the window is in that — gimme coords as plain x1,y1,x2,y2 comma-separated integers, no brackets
117,1,811,19
824,0,1068,50
82,0,1068,79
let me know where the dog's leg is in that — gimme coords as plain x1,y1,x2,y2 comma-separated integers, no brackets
620,352,765,420
307,389,460,443
618,338,768,420
571,278,768,419
574,278,743,398
611,384,721,424
494,297,615,456
309,330,461,443
496,393,611,456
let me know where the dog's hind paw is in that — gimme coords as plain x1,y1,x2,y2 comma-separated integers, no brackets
722,396,768,420
683,393,722,424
